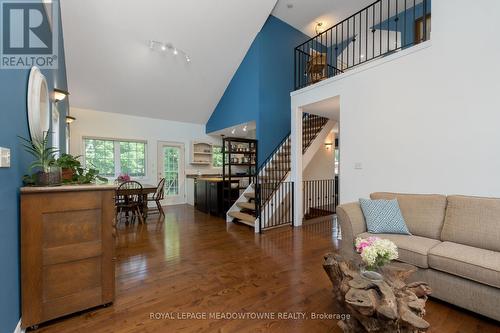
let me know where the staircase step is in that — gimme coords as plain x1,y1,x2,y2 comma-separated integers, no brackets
237,202,256,211
228,211,256,226
244,192,255,199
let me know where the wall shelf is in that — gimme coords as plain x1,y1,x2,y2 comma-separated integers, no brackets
191,141,213,165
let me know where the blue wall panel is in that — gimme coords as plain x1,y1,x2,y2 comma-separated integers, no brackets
206,15,309,166
205,37,260,134
257,15,309,164
0,1,68,331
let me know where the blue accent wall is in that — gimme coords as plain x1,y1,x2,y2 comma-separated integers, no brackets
0,1,68,331
206,15,309,165
205,36,260,134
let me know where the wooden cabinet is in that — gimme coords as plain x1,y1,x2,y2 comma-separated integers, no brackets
194,179,227,217
20,185,116,329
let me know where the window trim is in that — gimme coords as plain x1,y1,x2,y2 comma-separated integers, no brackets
82,136,148,180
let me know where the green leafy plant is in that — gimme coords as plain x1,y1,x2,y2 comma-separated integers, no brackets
19,132,57,172
75,167,108,184
56,153,81,170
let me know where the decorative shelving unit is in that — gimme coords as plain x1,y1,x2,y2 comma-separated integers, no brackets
191,141,213,165
222,137,258,211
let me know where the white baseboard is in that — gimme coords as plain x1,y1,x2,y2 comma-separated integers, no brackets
13,319,25,333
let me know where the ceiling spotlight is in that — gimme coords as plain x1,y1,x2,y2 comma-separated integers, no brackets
150,40,191,63
231,128,236,135
360,54,365,58
243,126,247,132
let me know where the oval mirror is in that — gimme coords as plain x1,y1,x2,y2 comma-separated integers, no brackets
27,66,50,141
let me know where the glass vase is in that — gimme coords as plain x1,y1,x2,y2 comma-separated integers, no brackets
360,265,384,281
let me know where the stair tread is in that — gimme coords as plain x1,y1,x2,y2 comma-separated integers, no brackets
228,211,256,224
244,192,255,199
237,202,256,210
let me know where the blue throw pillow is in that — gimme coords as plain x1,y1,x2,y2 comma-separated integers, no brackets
359,198,411,235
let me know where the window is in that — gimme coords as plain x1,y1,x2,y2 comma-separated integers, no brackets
84,138,115,176
120,141,146,177
163,147,179,195
83,138,146,178
212,146,223,167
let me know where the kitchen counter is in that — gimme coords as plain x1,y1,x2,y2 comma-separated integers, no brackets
20,183,117,193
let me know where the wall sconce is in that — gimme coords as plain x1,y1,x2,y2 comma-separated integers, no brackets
53,88,69,103
315,22,325,34
65,116,76,124
325,142,333,150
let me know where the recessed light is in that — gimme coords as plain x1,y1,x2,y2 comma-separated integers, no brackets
161,45,166,51
360,54,365,58
173,48,178,55
231,128,236,135
243,126,247,132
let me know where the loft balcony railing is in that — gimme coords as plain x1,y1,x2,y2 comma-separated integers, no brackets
294,0,431,90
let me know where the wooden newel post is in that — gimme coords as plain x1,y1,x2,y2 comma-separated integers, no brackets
323,253,432,333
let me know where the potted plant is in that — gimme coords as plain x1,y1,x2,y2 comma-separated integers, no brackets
56,153,81,182
74,167,108,184
19,132,61,186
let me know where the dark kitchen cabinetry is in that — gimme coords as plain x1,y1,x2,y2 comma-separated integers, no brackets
195,179,225,216
195,179,208,213
208,181,223,216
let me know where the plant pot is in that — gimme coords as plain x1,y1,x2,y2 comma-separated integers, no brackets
61,168,75,182
360,266,384,281
35,166,62,186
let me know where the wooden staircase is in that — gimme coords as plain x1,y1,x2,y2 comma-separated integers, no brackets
227,113,329,231
228,186,257,227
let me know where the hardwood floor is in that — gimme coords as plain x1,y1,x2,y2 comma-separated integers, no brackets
36,205,499,333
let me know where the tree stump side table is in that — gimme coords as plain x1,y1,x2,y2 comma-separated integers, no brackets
323,253,432,333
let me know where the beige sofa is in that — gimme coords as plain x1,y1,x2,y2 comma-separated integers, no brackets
337,192,500,322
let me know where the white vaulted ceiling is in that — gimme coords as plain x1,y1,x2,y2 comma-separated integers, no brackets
61,1,376,124
61,0,277,123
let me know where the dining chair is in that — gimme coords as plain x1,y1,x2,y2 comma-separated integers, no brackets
148,178,165,217
116,181,145,224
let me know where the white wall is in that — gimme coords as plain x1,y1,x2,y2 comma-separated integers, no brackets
292,0,500,205
303,130,335,180
70,108,221,187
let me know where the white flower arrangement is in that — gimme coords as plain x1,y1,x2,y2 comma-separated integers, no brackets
355,236,399,270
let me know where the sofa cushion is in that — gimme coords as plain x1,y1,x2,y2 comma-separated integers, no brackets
358,232,441,268
429,241,500,289
359,199,411,235
370,192,446,239
441,195,500,252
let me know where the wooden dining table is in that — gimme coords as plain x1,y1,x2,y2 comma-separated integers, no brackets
115,183,157,219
